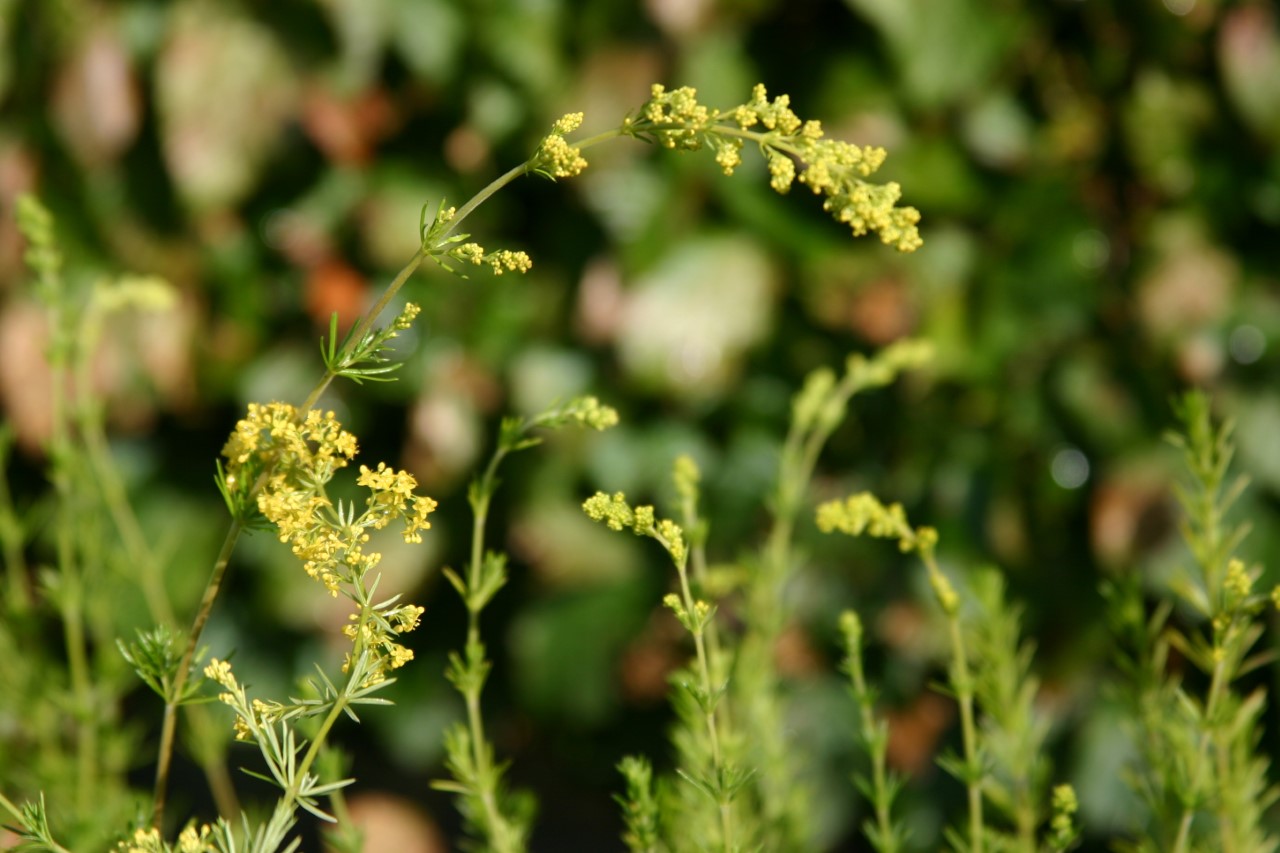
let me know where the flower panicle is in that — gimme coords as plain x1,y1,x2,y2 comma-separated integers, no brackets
220,405,438,596
534,112,589,178
450,242,534,275
582,490,686,567
627,83,922,252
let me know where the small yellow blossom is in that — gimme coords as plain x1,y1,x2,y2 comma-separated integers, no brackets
204,658,236,689
692,600,712,623
930,569,960,615
767,150,796,193
583,491,636,531
394,604,425,633
1224,557,1252,600
714,138,744,175
456,243,486,265
486,249,534,274
552,112,584,135
655,518,686,565
535,114,589,178
633,504,656,534
583,491,686,565
1049,784,1079,844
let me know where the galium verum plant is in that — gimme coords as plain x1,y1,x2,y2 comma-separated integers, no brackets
3,81,922,852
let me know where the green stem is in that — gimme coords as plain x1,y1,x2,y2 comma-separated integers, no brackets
289,693,350,806
152,519,242,827
460,444,521,853
847,630,899,853
663,529,733,853
1171,657,1230,853
438,127,624,244
46,301,98,817
923,549,983,853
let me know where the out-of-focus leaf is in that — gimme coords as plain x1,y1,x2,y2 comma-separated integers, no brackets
360,165,448,268
887,135,984,215
509,577,651,725
391,0,465,85
52,24,141,167
1136,216,1237,340
1122,70,1213,197
1232,391,1280,492
1219,5,1280,142
155,0,298,213
616,234,778,399
315,0,391,93
476,0,565,101
508,345,594,416
961,92,1032,170
510,500,641,588
677,28,755,108
843,0,1021,109
0,0,15,102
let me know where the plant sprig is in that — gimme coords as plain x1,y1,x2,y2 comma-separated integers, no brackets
435,395,619,853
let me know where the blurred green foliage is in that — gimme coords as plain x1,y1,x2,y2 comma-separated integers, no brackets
2,0,1279,849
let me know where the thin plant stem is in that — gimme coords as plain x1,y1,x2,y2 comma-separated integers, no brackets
461,445,520,853
288,693,350,808
152,518,242,826
921,548,983,853
46,303,99,818
659,526,733,853
1171,657,1230,853
680,487,727,704
845,620,899,853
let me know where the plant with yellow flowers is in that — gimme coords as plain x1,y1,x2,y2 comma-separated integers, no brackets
1,81,924,853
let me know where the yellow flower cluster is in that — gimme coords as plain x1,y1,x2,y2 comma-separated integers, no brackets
452,242,534,275
817,492,955,613
116,824,214,853
221,404,437,595
582,491,687,566
341,602,425,685
561,395,620,431
534,112,589,178
391,300,422,331
815,492,935,553
357,462,439,543
583,491,643,532
1224,557,1253,599
639,84,717,150
629,83,922,252
221,402,358,480
663,592,711,627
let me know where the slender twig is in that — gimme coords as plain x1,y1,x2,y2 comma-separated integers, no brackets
460,445,521,853
152,519,242,825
